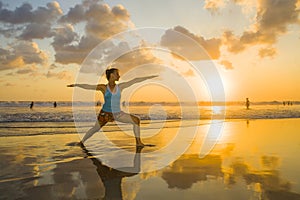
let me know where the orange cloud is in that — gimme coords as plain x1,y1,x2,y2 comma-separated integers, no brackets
161,26,222,60
46,70,73,81
220,60,234,69
106,41,163,76
258,46,276,58
53,2,134,65
16,66,37,74
222,31,246,53
204,0,226,14
0,41,47,71
0,1,134,66
223,0,300,54
4,82,15,87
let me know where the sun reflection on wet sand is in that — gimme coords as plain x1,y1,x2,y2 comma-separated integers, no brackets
0,119,300,199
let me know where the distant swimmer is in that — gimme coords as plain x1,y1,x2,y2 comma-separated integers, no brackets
30,101,34,109
67,68,158,147
246,98,250,109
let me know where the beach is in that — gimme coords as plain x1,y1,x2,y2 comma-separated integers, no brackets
1,117,300,200
1,0,300,199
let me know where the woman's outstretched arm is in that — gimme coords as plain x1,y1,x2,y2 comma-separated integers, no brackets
119,75,158,90
67,84,106,92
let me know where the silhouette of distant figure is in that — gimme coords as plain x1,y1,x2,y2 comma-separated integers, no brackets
245,98,250,109
30,101,34,109
122,101,126,107
287,101,290,106
53,101,57,108
96,101,101,106
283,101,286,106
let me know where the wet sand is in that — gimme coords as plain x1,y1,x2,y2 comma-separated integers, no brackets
0,118,300,199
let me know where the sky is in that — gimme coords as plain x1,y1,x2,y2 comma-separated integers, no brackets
0,0,300,102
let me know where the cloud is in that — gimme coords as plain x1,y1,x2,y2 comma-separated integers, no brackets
58,4,85,24
182,69,195,76
204,0,226,14
46,70,73,81
0,41,48,71
52,24,102,65
84,4,132,40
0,1,135,67
0,2,34,24
53,2,134,65
223,0,300,54
15,66,37,74
49,63,59,70
59,2,132,40
19,23,53,40
79,39,163,75
4,82,15,86
222,31,246,53
73,36,171,80
257,0,299,33
219,60,234,69
0,1,62,24
204,0,257,15
161,26,222,60
0,1,62,40
204,0,300,59
0,1,134,68
258,46,276,58
240,0,299,45
13,41,48,64
112,43,162,73
111,4,130,19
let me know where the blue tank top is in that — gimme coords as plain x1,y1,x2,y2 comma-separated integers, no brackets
102,85,121,113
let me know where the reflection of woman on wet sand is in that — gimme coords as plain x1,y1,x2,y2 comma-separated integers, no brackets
67,68,157,147
82,146,144,200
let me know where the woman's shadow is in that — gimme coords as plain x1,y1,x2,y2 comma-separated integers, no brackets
81,145,144,200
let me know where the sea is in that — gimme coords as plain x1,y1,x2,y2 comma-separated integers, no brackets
1,101,300,199
0,101,300,137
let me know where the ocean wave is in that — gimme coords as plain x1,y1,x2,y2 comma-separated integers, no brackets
1,101,299,107
1,102,300,123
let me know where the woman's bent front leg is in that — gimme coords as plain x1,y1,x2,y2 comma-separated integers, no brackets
116,112,144,147
81,122,102,143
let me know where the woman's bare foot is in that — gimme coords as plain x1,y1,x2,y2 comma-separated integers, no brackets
77,141,85,148
136,142,145,147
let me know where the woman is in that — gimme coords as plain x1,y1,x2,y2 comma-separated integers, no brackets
67,68,157,147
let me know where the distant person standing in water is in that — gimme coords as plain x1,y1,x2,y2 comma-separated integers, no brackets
53,101,57,108
96,101,101,106
67,68,157,147
246,98,250,109
30,101,34,109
